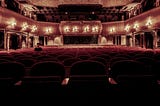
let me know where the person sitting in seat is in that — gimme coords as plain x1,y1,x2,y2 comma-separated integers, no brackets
34,43,42,51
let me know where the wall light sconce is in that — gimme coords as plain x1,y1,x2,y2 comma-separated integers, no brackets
110,27,115,33
64,26,70,32
72,26,79,32
21,22,29,31
133,23,139,30
31,25,37,32
83,25,90,32
45,27,52,34
92,26,99,33
125,24,130,32
7,18,17,29
146,17,152,27
10,21,16,27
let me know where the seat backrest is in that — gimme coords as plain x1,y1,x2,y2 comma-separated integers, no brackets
0,62,25,84
135,57,156,74
109,60,153,85
68,60,109,96
17,58,36,67
22,61,66,96
76,55,90,60
89,57,107,66
30,61,65,80
63,58,81,66
152,61,160,80
56,55,73,61
135,57,156,66
109,57,129,68
70,60,106,75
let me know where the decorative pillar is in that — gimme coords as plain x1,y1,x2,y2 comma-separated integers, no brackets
44,36,46,46
114,36,117,45
4,29,7,50
117,36,120,45
129,36,132,47
153,30,158,49
34,36,39,47
142,33,145,48
61,35,63,46
26,33,30,48
98,35,102,45
132,32,135,47
6,33,10,51
121,35,126,46
19,35,22,49
138,32,145,48
139,33,143,48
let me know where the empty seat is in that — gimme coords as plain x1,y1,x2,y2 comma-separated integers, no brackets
89,57,107,66
0,62,25,85
63,58,81,66
135,57,156,73
109,60,155,96
0,62,25,96
22,61,66,96
67,60,109,96
56,55,73,62
16,58,36,68
76,55,91,60
0,59,11,63
108,57,129,70
151,61,160,96
30,61,65,78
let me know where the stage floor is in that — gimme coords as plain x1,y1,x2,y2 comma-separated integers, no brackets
58,44,106,48
0,45,156,54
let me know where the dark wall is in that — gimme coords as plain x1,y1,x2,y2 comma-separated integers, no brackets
144,32,153,49
63,35,98,44
10,34,19,50
0,31,4,49
39,36,44,45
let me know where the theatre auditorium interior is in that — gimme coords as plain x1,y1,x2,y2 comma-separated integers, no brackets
1,0,160,102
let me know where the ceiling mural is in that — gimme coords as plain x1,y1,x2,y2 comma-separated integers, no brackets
102,0,133,7
27,0,134,7
27,0,59,7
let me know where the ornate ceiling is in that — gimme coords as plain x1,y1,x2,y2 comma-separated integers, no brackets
27,0,134,7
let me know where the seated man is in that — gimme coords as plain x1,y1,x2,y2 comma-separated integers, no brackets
34,43,42,51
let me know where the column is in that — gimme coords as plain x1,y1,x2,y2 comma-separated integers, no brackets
61,35,63,46
98,35,102,45
114,36,117,45
142,33,145,48
139,32,145,48
153,30,158,49
26,33,30,48
4,30,7,50
6,33,10,51
117,36,121,45
129,36,132,47
121,35,126,46
19,35,22,49
34,36,39,47
132,33,135,47
44,36,46,46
